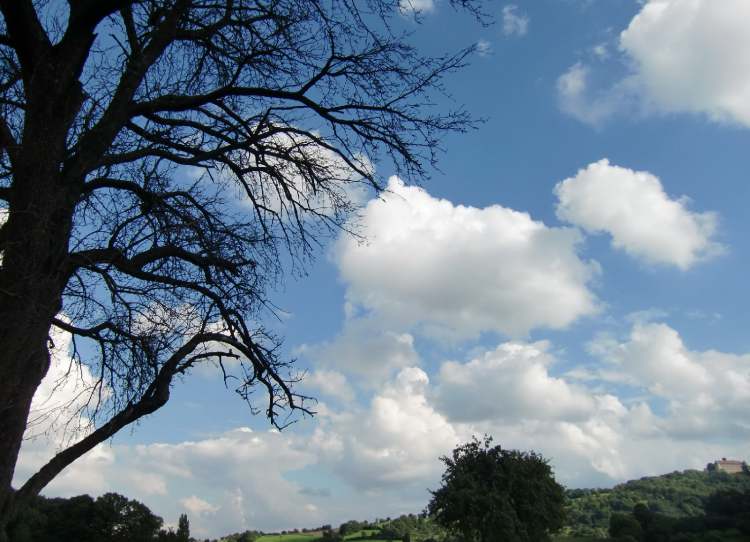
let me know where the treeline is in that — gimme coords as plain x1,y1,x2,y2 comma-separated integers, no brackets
8,492,191,542
609,490,750,541
564,469,750,538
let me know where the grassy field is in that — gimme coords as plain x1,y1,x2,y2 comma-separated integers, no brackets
256,532,393,542
343,530,381,540
257,533,324,542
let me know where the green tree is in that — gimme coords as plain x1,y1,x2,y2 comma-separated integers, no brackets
0,1,485,537
609,512,643,541
177,513,190,542
428,436,565,542
94,492,163,542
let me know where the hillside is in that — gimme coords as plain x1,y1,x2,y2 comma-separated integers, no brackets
563,469,750,538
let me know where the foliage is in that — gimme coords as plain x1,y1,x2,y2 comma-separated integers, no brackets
7,492,184,542
428,436,566,542
177,513,191,542
607,489,750,541
221,529,263,542
321,529,343,542
609,513,643,540
563,469,750,537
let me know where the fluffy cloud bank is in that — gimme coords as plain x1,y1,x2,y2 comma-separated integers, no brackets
21,425,322,538
588,322,750,440
313,323,750,489
313,367,462,490
559,0,750,128
555,159,722,269
434,341,596,423
20,321,750,536
335,177,599,338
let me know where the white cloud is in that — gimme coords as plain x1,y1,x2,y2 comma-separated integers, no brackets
399,0,435,15
476,39,492,57
558,0,750,128
22,323,750,536
19,401,321,538
434,341,597,423
217,130,373,222
555,159,723,269
335,176,600,339
312,367,463,490
302,370,355,403
556,63,634,126
15,322,117,497
502,5,529,37
296,318,420,382
180,495,220,516
588,321,750,439
621,0,750,127
591,43,609,60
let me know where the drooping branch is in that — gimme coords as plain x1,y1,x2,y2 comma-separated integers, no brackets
15,330,308,508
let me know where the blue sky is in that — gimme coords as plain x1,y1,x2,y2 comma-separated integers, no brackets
16,0,750,538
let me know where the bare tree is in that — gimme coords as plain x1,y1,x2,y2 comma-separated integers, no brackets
0,0,483,536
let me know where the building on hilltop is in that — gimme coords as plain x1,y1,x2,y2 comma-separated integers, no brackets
706,458,748,474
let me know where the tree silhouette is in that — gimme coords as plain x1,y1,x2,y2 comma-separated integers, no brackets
176,513,189,542
0,0,485,536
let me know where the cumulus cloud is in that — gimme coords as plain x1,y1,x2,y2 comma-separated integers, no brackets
447,331,750,485
312,367,463,490
621,0,750,127
335,176,600,339
135,428,321,536
302,370,355,403
555,159,723,269
56,428,318,537
501,5,529,37
588,321,750,439
22,324,750,535
310,333,750,491
434,341,596,423
180,495,220,516
558,0,750,128
296,318,420,383
18,348,322,539
204,130,373,222
399,0,435,15
556,63,635,126
14,322,117,497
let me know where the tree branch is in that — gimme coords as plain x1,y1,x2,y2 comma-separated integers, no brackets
15,333,210,507
14,330,310,507
0,0,51,79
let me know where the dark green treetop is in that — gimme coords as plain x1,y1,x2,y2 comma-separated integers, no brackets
428,436,565,542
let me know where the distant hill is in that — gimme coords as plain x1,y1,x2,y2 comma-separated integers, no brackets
563,469,750,538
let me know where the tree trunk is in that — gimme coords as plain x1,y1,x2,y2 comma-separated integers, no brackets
0,315,53,521
0,163,77,537
0,21,94,539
